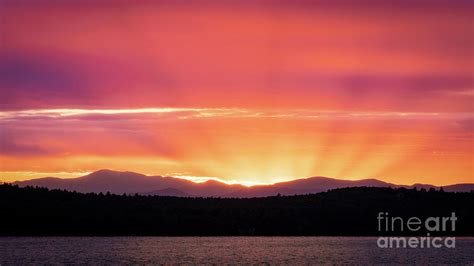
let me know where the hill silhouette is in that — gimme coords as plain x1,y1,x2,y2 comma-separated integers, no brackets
1,184,473,236
12,169,474,197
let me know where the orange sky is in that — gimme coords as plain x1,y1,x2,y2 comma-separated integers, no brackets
0,0,473,185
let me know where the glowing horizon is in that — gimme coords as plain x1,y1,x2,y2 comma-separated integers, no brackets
0,0,473,186
1,168,457,188
0,170,282,187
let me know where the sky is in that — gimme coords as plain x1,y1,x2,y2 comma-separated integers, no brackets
0,0,473,185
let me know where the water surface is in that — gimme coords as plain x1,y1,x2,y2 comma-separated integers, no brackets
1,237,473,264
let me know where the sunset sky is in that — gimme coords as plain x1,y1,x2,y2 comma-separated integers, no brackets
0,0,472,185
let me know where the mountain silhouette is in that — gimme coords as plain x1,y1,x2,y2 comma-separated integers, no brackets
12,169,474,197
14,169,196,194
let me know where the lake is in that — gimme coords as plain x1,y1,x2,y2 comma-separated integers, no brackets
1,237,473,264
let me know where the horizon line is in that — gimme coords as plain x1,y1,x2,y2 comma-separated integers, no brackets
2,169,471,187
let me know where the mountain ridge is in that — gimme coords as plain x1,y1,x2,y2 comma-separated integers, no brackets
10,169,474,197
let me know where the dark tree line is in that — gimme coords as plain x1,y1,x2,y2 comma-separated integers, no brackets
0,184,473,236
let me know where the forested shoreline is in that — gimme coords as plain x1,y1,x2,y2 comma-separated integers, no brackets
1,184,473,236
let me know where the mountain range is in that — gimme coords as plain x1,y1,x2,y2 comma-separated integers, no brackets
11,169,474,197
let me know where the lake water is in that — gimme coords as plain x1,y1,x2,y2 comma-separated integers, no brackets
1,237,473,264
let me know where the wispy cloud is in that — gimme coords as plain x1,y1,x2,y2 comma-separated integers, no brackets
0,108,471,122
